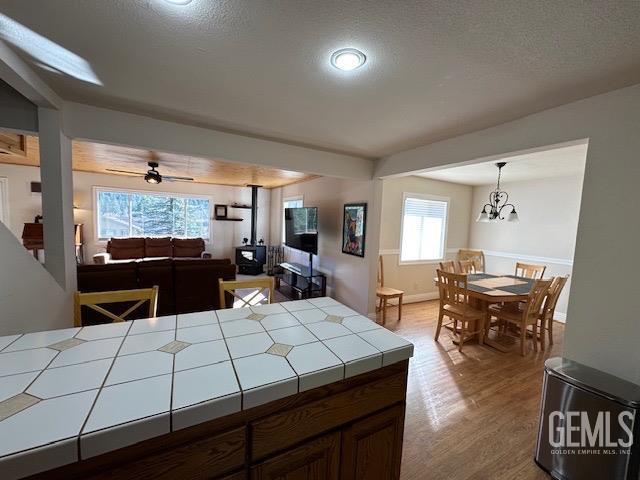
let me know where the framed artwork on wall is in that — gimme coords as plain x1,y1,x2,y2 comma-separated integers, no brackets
214,204,228,219
342,202,367,257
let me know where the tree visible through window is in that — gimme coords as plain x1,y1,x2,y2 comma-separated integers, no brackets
400,194,448,262
96,189,210,240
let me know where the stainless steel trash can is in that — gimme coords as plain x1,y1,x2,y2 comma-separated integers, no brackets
535,357,640,479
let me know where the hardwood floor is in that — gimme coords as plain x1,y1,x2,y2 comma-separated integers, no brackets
380,300,560,480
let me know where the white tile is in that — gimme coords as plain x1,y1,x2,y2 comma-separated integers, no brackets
0,335,21,352
321,304,359,318
49,337,123,368
128,315,176,335
105,351,173,386
343,355,383,378
76,322,131,341
173,361,239,409
250,303,286,315
233,353,296,391
28,359,112,398
260,312,300,330
242,377,298,410
291,308,328,324
287,342,344,392
281,299,315,312
3,328,80,352
0,371,39,402
357,328,413,352
322,335,382,378
174,340,229,371
269,326,317,346
305,321,352,340
83,375,171,435
215,307,252,323
176,323,223,343
342,315,384,333
172,393,241,431
0,389,98,457
299,366,344,392
220,319,265,338
119,330,174,355
81,413,169,460
177,311,218,328
226,332,273,359
307,297,341,308
380,346,414,367
0,348,57,377
0,437,77,480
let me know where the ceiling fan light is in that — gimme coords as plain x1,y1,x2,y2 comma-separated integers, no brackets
145,172,161,184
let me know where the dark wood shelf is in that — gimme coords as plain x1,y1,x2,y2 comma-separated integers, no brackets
229,204,252,209
215,218,243,221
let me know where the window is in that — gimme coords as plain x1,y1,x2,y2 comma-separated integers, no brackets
95,188,210,240
400,193,449,262
0,177,7,226
282,195,303,242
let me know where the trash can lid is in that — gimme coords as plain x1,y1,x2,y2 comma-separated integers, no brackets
545,357,640,408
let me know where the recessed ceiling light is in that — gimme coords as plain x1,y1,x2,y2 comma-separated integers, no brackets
330,48,366,71
164,0,192,4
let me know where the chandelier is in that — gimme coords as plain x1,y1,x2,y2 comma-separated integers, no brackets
476,162,519,223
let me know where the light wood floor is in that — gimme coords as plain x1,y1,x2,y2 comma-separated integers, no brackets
380,300,560,480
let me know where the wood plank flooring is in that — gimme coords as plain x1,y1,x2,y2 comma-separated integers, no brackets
380,300,560,480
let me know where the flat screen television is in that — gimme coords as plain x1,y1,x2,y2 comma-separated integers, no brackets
284,207,318,255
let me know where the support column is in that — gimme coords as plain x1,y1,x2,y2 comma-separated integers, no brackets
38,107,76,292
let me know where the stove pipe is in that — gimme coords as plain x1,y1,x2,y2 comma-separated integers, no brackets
248,184,261,246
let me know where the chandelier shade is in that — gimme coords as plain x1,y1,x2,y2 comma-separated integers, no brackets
476,162,519,223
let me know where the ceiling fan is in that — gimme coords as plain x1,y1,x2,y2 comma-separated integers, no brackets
106,152,194,184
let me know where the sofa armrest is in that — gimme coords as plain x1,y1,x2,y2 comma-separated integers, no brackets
93,252,112,265
201,252,212,259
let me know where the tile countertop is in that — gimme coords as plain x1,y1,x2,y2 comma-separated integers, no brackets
0,297,413,479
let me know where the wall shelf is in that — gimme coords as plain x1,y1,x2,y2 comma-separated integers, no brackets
215,218,243,222
229,204,252,209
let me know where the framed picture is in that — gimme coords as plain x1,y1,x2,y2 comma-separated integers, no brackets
342,202,367,257
214,204,228,219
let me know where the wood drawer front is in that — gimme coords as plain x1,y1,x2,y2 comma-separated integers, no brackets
251,432,340,480
81,426,246,480
251,371,406,460
340,405,405,480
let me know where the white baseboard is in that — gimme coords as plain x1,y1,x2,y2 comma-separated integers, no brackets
383,291,439,306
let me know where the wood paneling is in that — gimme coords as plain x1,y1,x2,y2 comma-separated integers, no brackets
0,134,318,188
251,432,340,480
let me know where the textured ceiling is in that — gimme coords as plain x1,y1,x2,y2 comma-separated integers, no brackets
0,1,639,157
417,143,587,186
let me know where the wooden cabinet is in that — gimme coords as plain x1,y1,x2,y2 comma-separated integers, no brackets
340,405,405,480
251,432,340,480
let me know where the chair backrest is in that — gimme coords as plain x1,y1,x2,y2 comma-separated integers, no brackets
218,278,274,309
74,286,159,327
458,249,485,273
437,269,469,308
541,275,569,320
515,262,546,279
439,260,457,274
457,260,476,274
378,255,385,287
522,279,553,322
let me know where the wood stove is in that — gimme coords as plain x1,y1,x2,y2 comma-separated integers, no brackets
235,185,267,275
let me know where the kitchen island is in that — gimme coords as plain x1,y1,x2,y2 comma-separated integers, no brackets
0,297,413,479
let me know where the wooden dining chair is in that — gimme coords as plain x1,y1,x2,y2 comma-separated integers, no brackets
488,279,552,355
435,269,485,352
538,275,569,350
457,260,476,274
458,249,485,273
438,260,457,273
514,262,546,279
218,278,274,309
74,286,159,327
376,255,404,325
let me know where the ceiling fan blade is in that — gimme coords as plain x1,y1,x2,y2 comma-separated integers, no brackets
105,168,145,176
163,175,195,181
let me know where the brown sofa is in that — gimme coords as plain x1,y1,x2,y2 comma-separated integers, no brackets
92,237,212,264
77,258,236,324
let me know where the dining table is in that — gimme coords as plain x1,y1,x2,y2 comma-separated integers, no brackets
434,272,536,352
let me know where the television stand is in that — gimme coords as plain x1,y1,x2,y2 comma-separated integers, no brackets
275,262,327,300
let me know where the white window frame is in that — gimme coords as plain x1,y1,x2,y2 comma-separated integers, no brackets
398,192,450,265
93,186,212,243
282,195,304,243
0,177,8,226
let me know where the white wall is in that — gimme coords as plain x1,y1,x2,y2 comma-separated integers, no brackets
469,175,584,318
0,163,271,261
271,177,377,315
378,176,473,301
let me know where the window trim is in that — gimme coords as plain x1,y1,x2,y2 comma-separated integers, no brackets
93,186,212,243
398,192,450,265
0,177,8,226
282,194,304,244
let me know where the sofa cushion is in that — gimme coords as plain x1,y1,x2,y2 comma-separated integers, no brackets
174,259,236,312
144,237,173,257
108,237,145,260
137,258,175,316
172,238,205,258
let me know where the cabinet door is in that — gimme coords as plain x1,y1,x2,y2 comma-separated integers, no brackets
340,405,405,480
251,431,340,480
